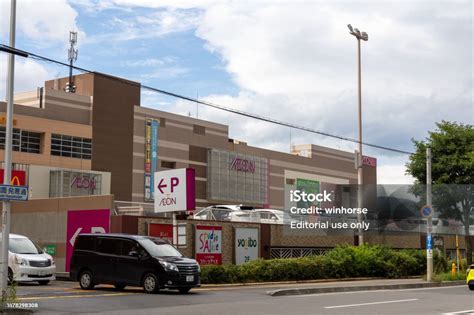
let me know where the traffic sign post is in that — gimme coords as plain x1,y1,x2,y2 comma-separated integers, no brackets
426,233,433,259
426,148,433,281
421,205,432,218
154,168,196,247
0,185,28,201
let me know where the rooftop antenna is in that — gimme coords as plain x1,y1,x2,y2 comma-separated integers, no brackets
66,31,78,93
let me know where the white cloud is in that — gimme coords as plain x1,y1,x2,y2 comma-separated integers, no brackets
123,57,175,67
186,1,470,185
84,8,201,44
377,165,415,185
141,66,190,79
0,0,82,45
0,0,82,102
0,57,57,101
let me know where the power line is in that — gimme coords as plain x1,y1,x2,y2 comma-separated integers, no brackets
0,44,413,155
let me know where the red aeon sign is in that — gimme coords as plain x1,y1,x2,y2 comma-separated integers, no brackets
149,223,173,244
362,156,377,167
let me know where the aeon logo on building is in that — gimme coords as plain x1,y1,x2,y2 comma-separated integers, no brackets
71,176,97,190
157,177,179,206
230,157,256,173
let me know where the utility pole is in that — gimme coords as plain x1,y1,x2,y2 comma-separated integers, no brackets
1,0,17,300
66,31,78,93
348,24,368,246
426,147,433,281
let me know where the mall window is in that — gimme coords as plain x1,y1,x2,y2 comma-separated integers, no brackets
161,161,176,169
193,125,205,135
0,127,41,154
51,134,92,159
160,117,166,127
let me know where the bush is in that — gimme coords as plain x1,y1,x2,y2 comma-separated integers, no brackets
447,258,468,272
433,251,449,274
432,271,466,282
200,245,435,284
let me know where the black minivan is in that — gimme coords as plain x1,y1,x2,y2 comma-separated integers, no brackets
70,234,200,294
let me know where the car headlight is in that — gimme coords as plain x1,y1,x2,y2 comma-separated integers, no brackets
15,256,28,266
197,264,201,272
49,258,55,266
160,261,179,272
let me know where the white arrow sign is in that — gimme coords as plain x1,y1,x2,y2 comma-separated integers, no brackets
69,227,82,246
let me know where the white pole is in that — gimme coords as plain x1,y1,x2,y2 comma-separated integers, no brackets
172,212,178,246
357,37,364,246
426,147,433,281
1,0,17,300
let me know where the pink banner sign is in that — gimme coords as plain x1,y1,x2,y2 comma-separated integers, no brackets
65,209,110,272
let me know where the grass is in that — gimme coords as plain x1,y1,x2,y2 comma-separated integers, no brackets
432,271,466,282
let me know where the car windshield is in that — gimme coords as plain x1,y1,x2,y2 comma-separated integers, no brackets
138,238,182,257
9,238,43,254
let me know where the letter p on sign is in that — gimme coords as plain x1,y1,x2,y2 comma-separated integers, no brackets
154,168,195,213
171,177,179,192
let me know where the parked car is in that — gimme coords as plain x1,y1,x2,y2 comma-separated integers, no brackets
193,205,256,221
467,264,474,291
3,233,56,285
251,209,296,225
70,233,200,294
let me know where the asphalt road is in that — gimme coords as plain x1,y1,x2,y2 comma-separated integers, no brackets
11,280,474,314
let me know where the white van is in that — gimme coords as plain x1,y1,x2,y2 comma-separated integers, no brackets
4,234,56,285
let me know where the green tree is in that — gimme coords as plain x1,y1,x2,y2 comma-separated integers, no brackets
406,121,474,264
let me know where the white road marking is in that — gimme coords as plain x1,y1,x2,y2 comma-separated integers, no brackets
324,298,419,309
284,285,466,297
442,310,474,315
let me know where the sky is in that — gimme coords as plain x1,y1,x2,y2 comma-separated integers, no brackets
0,0,472,184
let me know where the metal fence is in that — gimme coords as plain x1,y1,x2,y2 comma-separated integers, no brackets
270,247,331,259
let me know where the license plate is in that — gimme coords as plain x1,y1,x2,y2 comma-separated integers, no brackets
186,275,194,282
38,271,45,276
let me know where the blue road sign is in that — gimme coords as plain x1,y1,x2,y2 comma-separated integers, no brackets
0,185,28,201
421,205,432,217
426,233,433,250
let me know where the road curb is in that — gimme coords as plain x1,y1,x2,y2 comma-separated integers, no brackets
54,274,394,285
267,280,466,296
56,273,424,289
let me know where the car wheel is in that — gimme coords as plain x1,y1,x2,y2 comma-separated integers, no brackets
38,280,50,285
179,287,191,294
142,273,159,294
7,268,13,285
79,270,95,290
114,284,126,290
469,284,474,291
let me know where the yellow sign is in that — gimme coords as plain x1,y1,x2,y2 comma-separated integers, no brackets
0,116,17,126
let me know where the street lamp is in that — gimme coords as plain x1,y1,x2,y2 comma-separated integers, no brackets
348,24,368,246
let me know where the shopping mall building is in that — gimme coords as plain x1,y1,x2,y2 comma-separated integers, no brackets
2,73,468,271
0,72,376,208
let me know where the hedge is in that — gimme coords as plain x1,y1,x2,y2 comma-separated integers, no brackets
200,244,447,284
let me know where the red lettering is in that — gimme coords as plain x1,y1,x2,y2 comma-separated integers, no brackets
170,177,179,192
